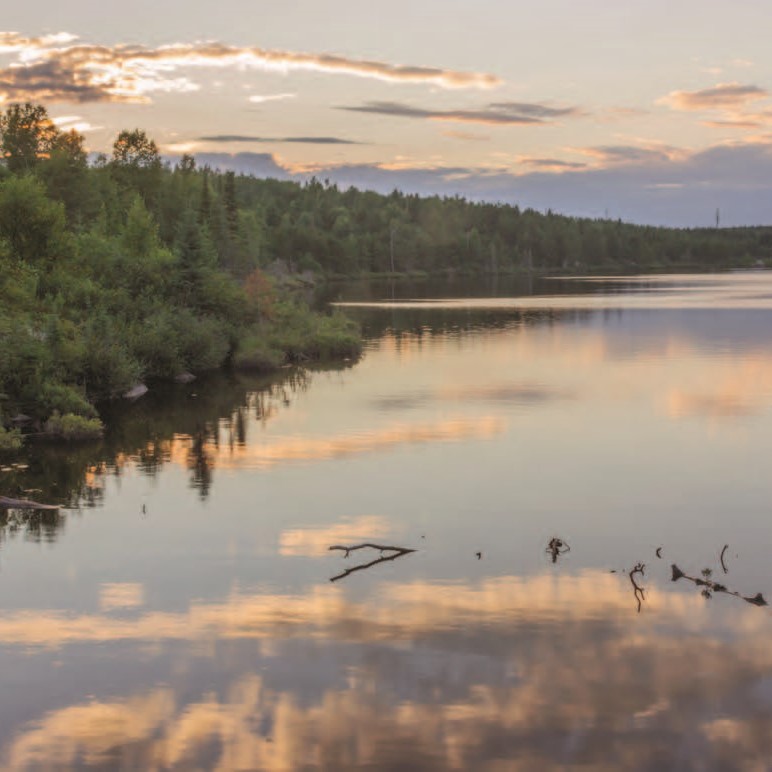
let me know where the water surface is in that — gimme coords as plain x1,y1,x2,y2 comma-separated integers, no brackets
1,273,771,769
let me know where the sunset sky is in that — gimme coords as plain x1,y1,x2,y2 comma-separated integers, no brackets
3,1,772,225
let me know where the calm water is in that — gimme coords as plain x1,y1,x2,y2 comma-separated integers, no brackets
1,273,771,770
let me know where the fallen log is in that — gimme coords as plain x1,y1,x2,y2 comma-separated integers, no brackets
0,496,59,511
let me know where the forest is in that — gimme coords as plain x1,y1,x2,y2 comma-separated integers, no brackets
0,103,360,450
2,101,772,450
232,175,772,277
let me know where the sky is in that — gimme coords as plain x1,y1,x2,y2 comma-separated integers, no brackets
3,1,772,225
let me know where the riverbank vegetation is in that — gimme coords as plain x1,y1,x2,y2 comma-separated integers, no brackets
0,103,359,446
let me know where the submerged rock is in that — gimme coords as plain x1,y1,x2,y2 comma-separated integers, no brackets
123,383,148,400
174,372,196,384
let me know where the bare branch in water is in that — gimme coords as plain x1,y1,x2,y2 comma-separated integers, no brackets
629,562,646,613
329,543,414,558
546,537,570,564
671,563,767,607
720,544,729,574
329,543,416,582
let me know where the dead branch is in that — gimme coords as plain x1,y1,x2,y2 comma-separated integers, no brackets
329,543,416,582
671,563,767,607
329,543,415,558
546,537,570,564
629,562,646,613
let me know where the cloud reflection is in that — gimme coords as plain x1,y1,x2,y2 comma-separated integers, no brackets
99,583,145,612
2,571,771,769
279,515,394,557
0,572,768,650
166,416,506,470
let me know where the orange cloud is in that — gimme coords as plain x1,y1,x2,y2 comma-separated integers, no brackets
0,32,501,104
660,82,768,111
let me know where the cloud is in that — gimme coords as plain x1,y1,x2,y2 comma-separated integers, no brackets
0,31,76,53
441,129,490,142
519,157,587,170
50,114,102,133
661,82,768,111
198,135,362,145
338,100,581,126
0,31,501,103
176,135,772,226
576,143,686,165
702,118,764,129
487,101,579,119
247,92,295,104
183,152,291,179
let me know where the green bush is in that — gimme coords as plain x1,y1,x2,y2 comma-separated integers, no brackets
268,304,362,362
232,334,284,372
81,325,142,399
0,425,22,451
44,411,104,440
128,310,185,379
38,382,97,419
172,311,231,372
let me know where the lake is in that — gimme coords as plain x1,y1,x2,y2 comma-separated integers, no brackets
1,272,771,770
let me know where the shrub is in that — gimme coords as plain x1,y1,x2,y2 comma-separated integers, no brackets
44,411,104,440
128,310,184,379
232,334,283,372
0,425,22,451
38,381,97,419
172,311,231,372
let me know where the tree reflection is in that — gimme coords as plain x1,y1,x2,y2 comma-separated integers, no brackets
0,507,64,545
0,367,323,542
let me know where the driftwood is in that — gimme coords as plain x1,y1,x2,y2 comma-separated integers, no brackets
629,562,646,613
720,544,729,574
671,563,767,607
328,543,415,582
546,537,570,564
0,496,59,511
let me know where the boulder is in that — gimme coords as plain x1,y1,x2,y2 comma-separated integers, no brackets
123,383,148,400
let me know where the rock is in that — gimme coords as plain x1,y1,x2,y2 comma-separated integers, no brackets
123,383,148,400
174,372,196,384
10,414,32,424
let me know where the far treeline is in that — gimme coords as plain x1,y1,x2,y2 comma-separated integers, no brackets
0,103,360,451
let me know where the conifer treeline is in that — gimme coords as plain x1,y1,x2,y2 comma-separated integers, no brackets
0,103,359,448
